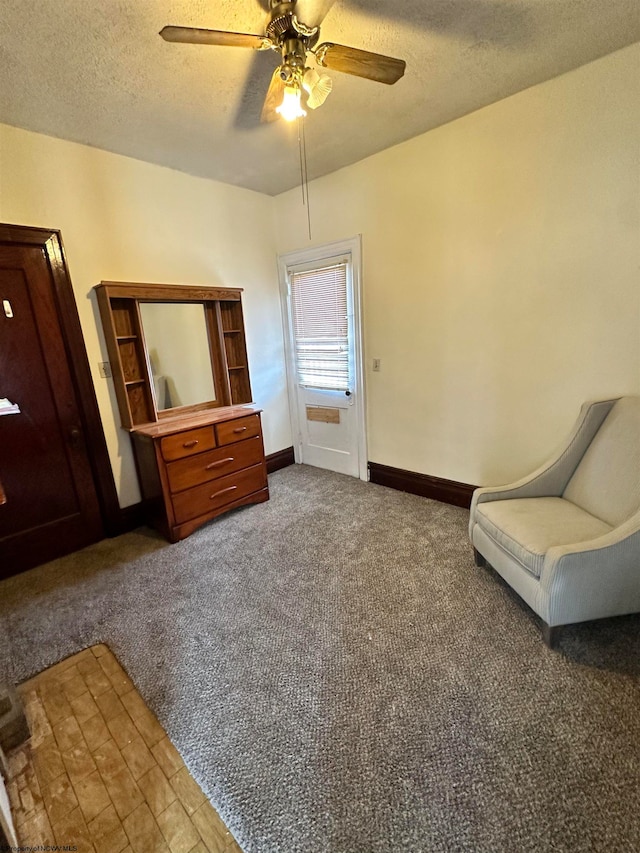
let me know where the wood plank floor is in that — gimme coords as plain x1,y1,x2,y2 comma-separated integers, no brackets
5,645,241,853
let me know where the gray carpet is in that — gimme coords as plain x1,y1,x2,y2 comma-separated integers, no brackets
1,465,639,852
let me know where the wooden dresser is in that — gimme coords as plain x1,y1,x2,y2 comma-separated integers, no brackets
131,406,268,542
94,280,271,543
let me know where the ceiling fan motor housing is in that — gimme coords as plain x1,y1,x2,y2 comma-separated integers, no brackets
267,2,319,47
267,2,298,41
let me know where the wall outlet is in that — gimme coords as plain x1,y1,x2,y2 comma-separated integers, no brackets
98,362,112,378
372,358,381,372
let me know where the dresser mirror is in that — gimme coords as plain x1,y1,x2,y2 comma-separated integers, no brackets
95,281,252,429
139,302,216,411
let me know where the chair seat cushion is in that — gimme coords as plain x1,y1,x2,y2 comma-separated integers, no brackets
476,497,612,578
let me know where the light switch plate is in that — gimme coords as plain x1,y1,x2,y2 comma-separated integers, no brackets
98,362,112,378
372,358,381,372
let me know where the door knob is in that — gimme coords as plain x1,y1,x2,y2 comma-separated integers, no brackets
69,427,82,446
345,390,352,397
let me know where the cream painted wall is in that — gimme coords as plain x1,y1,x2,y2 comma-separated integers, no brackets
0,125,291,507
274,43,640,487
1,42,638,508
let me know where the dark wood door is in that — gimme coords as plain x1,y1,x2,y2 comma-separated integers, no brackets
0,243,104,575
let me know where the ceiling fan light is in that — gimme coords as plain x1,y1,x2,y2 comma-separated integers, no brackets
303,68,333,109
276,83,307,121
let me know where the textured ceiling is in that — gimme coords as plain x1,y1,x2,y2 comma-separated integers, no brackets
0,1,638,195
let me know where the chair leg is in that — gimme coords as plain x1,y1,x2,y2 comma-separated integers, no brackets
473,548,488,568
542,622,562,649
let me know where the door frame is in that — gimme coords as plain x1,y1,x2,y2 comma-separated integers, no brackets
278,235,368,481
0,223,121,534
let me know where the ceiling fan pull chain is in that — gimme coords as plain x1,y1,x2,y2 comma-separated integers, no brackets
302,116,312,241
298,119,306,207
297,115,313,238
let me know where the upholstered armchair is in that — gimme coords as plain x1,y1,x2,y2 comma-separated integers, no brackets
469,397,640,647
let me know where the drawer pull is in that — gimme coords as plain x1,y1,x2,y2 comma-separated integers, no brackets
205,457,234,470
183,439,199,448
210,485,237,500
232,426,248,434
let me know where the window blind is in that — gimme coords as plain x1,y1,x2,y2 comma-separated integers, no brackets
289,262,349,391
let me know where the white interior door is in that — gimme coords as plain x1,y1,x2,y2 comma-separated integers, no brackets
279,237,367,479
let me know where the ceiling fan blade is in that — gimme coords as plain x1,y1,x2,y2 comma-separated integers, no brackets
315,43,406,84
159,26,266,49
261,68,286,122
294,0,338,28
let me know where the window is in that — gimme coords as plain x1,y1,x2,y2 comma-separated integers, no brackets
288,261,349,391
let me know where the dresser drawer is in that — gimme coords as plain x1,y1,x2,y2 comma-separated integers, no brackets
160,426,216,462
172,463,266,524
216,414,261,446
166,436,264,493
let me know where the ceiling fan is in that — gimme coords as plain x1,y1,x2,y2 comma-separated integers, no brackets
160,0,406,123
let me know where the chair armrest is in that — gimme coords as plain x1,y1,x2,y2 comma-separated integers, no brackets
469,398,618,538
538,510,640,625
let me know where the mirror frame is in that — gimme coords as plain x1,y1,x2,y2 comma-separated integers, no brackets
95,281,252,429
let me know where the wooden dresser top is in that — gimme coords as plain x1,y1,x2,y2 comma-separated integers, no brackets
131,405,261,439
